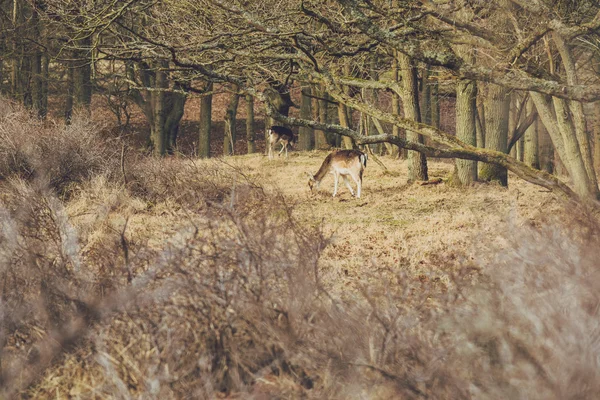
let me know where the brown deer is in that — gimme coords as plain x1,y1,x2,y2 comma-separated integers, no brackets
308,149,368,198
268,126,296,160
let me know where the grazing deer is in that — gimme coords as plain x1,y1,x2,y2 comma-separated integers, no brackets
268,126,296,160
308,149,368,198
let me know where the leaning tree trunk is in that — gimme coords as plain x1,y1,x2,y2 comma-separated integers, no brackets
223,85,240,156
480,83,509,186
198,82,213,158
298,87,314,151
398,52,428,182
553,32,598,198
246,94,256,154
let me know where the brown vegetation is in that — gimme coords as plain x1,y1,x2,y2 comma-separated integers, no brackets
1,100,599,399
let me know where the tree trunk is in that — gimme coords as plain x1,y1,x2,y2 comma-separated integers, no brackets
298,87,314,151
65,62,74,124
421,65,432,126
198,82,213,158
391,51,403,158
246,94,256,154
538,119,554,174
480,83,509,186
315,85,329,149
594,104,600,175
455,77,478,185
533,92,597,198
340,64,354,150
524,99,540,169
398,52,428,182
74,36,92,110
151,65,168,156
223,85,240,156
165,83,187,154
553,32,598,195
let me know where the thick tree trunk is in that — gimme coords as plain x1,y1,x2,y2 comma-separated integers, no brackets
398,52,428,182
165,84,187,154
298,88,314,151
480,83,509,186
315,85,329,149
455,77,478,185
151,66,168,156
223,85,240,156
198,82,213,158
246,94,256,154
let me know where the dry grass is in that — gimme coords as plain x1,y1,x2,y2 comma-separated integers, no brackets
1,99,599,399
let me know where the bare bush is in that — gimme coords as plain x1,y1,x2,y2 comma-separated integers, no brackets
0,99,119,196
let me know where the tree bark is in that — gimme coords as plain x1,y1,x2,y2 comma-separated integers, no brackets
65,62,74,124
198,82,213,158
74,36,92,110
480,83,509,186
538,119,554,174
151,65,168,156
223,85,240,156
524,99,539,169
298,87,314,151
455,77,478,184
245,94,256,154
391,51,403,158
315,85,330,149
398,52,428,182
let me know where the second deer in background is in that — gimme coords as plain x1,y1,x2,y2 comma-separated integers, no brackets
268,126,296,160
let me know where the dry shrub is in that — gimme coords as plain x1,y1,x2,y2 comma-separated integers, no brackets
22,193,600,399
0,99,119,196
126,156,264,211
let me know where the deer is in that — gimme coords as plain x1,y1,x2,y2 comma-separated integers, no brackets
268,126,296,160
307,149,368,198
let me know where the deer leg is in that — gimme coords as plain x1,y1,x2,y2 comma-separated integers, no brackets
278,142,286,157
350,173,361,198
343,175,355,196
332,172,339,197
